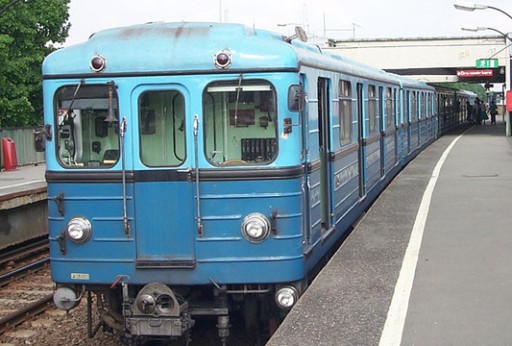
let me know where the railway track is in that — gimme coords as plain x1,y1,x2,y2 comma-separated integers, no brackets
0,240,54,335
0,236,49,272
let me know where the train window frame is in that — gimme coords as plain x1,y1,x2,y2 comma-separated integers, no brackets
411,91,418,122
427,92,433,118
385,87,394,131
138,89,187,167
396,89,401,125
420,92,426,120
405,91,410,123
53,84,121,169
368,84,378,135
202,79,278,166
339,80,353,145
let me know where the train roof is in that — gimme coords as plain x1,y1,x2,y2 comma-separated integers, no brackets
43,22,298,76
42,21,432,90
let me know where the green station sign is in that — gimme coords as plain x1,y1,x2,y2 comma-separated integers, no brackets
476,59,499,69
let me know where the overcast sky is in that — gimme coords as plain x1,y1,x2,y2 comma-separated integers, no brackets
65,0,512,45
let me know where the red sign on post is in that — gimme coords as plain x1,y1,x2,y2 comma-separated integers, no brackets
456,69,493,77
506,90,512,112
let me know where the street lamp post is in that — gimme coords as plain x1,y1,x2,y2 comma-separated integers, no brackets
461,26,511,39
454,1,512,20
455,1,512,135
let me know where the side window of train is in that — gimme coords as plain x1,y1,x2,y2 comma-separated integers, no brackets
428,93,433,117
55,84,120,168
339,80,352,145
411,91,418,122
396,89,401,125
203,80,278,166
421,92,426,119
385,87,394,131
405,91,410,123
138,90,186,167
368,84,377,135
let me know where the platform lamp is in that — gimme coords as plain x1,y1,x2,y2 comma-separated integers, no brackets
454,2,512,20
455,1,512,135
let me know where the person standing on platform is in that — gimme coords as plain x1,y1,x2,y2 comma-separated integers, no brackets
489,100,497,125
466,101,473,123
480,102,488,124
473,98,481,125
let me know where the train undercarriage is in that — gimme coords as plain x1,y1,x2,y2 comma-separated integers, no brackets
56,281,303,346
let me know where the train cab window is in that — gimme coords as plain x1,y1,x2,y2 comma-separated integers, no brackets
368,85,378,134
203,80,278,166
55,84,120,168
138,90,186,167
339,80,352,145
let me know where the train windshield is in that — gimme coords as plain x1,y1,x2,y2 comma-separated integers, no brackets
203,80,278,166
55,84,120,168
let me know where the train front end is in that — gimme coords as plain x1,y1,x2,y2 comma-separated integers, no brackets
40,22,308,343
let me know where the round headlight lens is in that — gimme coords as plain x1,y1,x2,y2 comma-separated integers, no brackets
275,286,299,309
67,217,92,244
241,213,270,243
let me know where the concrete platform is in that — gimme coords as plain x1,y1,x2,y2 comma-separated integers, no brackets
0,164,47,249
0,164,46,210
267,121,512,345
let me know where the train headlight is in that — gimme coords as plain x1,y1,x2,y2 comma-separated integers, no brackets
66,217,92,244
241,213,270,243
275,286,299,309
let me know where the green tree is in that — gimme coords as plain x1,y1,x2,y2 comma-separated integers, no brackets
434,82,487,100
0,0,70,127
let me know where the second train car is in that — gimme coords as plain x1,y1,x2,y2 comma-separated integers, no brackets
37,22,469,345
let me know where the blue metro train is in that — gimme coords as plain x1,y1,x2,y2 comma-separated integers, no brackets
36,22,473,344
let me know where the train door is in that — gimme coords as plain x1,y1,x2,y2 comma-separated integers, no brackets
300,74,313,247
317,78,334,232
357,83,366,198
397,88,405,163
133,87,196,269
404,90,412,156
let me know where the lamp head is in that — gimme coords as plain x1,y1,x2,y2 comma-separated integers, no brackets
454,1,488,11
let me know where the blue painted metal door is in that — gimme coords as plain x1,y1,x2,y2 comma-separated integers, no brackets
134,179,196,269
133,88,196,269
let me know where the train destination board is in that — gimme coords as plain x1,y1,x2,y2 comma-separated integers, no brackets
456,69,493,77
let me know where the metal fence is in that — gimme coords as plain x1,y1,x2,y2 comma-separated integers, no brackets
0,127,45,168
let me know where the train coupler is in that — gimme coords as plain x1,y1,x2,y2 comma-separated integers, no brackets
123,282,195,338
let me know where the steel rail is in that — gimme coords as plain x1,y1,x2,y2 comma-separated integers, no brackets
0,257,50,287
0,294,54,335
0,237,49,267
